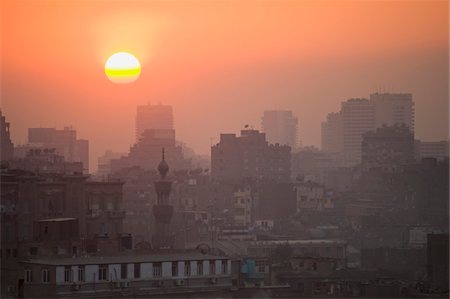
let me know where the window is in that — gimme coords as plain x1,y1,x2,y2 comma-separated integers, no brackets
222,260,228,274
255,260,266,273
64,266,72,283
172,262,178,277
78,266,85,282
25,269,33,283
184,261,191,276
120,264,127,279
98,265,108,281
42,269,50,283
209,260,215,275
197,261,203,276
134,263,140,279
153,263,162,277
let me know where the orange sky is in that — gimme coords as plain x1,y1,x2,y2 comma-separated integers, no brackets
1,0,448,171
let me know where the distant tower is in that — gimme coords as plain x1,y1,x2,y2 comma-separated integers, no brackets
152,148,174,250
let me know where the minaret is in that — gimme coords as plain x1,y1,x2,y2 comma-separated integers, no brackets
152,148,174,249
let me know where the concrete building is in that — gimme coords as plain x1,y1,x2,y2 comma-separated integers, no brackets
96,150,126,178
261,110,298,150
369,92,414,132
341,98,375,165
211,129,291,182
19,252,232,298
233,187,253,227
321,112,343,153
247,239,347,269
361,124,415,171
110,129,190,174
26,127,89,173
415,140,449,161
0,110,14,161
321,93,415,166
8,148,83,175
295,181,333,213
136,103,173,141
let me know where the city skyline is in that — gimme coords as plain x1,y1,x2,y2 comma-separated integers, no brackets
1,1,448,169
0,1,448,297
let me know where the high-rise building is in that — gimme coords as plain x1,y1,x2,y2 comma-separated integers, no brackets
321,93,415,166
136,103,173,141
26,127,89,172
341,98,375,164
211,129,291,182
370,92,414,132
0,110,14,161
261,110,298,150
321,112,343,153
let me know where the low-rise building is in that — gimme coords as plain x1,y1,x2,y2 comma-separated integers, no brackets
19,252,233,298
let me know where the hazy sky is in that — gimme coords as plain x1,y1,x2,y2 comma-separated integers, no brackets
2,1,448,171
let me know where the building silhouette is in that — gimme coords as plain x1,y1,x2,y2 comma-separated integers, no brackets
22,127,89,172
321,111,343,153
261,110,298,150
110,129,189,174
321,93,415,166
0,110,14,161
370,92,414,132
152,149,174,250
361,124,415,172
136,103,173,141
211,129,291,182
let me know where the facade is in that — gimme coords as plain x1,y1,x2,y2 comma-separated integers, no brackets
261,110,298,150
247,240,347,269
370,92,414,132
341,98,375,165
26,127,89,173
8,149,83,174
295,181,333,213
0,110,14,161
96,150,127,178
321,112,343,153
136,103,173,141
19,252,232,298
211,129,291,182
415,140,449,161
233,187,253,227
361,124,415,171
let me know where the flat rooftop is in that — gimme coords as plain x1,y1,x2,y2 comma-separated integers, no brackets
21,252,228,266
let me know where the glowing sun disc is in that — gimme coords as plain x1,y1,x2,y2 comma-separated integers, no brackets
105,52,141,84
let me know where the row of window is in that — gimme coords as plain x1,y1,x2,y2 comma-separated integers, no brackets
25,261,228,283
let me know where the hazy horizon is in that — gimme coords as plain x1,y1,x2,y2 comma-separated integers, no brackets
2,0,448,172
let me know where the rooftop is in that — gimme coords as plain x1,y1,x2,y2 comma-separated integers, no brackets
20,252,228,266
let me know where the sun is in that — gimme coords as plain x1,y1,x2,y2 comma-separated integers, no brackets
105,52,141,84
